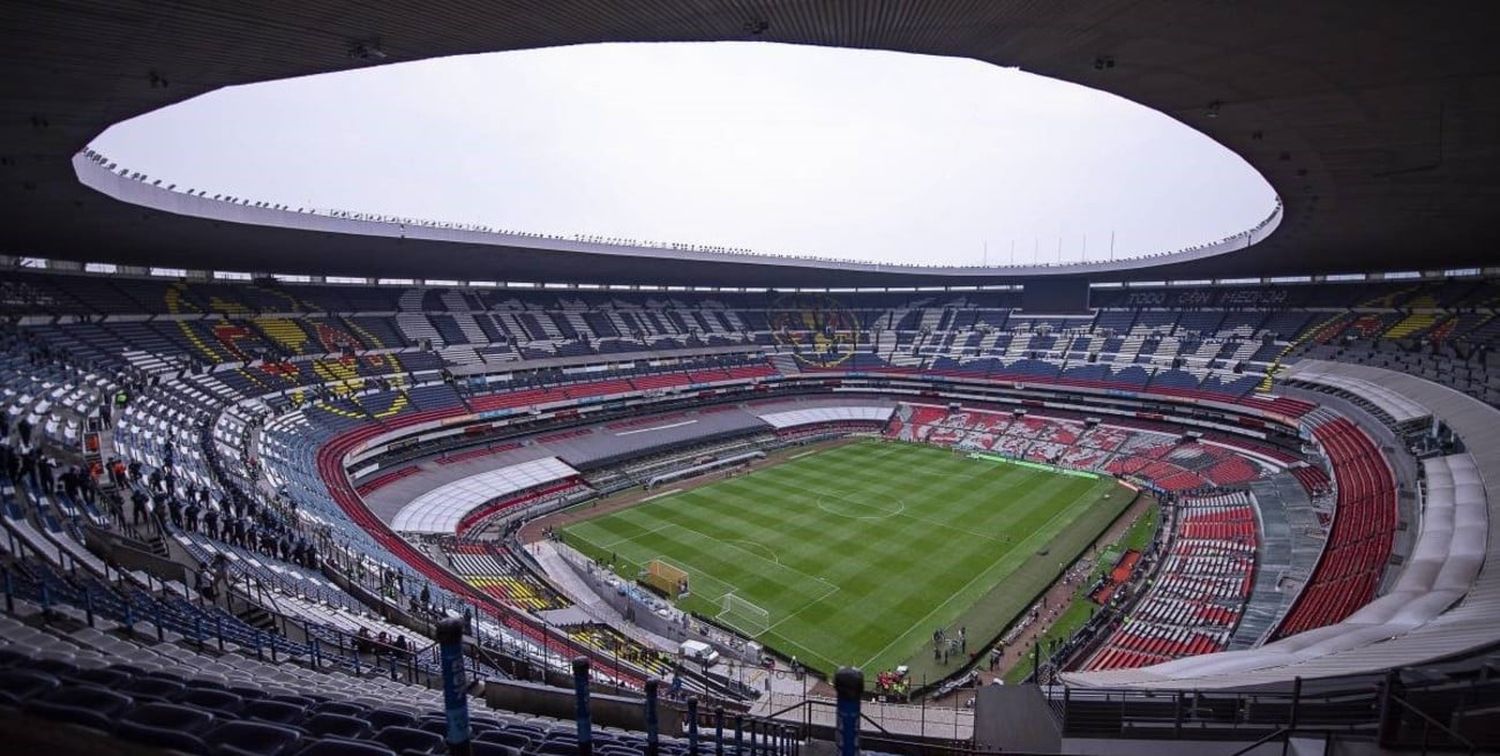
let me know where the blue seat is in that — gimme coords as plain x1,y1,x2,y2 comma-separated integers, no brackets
67,667,133,689
506,724,547,740
243,698,309,726
418,716,497,737
117,702,217,753
0,669,59,705
174,686,247,716
230,685,269,701
207,720,304,756
302,712,372,740
25,684,133,731
468,742,523,756
366,708,416,731
295,739,396,756
269,694,319,708
477,730,533,751
313,700,365,718
374,725,445,754
122,675,187,701
28,658,79,678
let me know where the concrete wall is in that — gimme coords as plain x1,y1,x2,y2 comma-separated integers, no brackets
483,677,685,733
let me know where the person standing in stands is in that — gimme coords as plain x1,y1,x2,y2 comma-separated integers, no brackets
130,488,148,526
184,498,200,533
81,467,98,506
197,566,217,603
150,497,168,534
19,450,37,492
213,552,229,585
167,496,183,529
203,504,219,540
37,456,55,494
60,465,80,501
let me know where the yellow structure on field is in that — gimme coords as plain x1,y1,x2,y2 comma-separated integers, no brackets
643,559,690,597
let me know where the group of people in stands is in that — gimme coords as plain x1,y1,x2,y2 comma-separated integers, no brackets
1,413,106,506
354,626,412,659
123,442,319,570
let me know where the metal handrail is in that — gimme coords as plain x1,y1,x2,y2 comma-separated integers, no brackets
1388,693,1478,754
1228,726,1290,756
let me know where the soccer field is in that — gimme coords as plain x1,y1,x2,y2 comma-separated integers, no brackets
561,439,1129,681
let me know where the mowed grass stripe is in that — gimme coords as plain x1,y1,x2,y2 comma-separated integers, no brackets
562,440,1125,681
859,474,1115,674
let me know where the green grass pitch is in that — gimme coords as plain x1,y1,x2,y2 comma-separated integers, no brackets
561,439,1129,682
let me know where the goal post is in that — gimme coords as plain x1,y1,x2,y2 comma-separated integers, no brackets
718,593,771,636
642,559,690,598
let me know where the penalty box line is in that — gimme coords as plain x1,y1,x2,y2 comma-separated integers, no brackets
760,579,841,635
657,521,839,595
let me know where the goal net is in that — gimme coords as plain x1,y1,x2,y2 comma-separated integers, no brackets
642,559,690,597
718,593,771,637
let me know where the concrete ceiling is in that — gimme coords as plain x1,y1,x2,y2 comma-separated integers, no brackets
2,1,1497,286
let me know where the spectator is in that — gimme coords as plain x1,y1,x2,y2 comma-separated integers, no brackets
130,488,148,525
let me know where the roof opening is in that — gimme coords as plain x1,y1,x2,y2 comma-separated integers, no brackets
89,41,1275,267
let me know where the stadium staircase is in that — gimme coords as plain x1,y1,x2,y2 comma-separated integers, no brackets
395,314,443,349
1257,311,1349,392
768,353,800,374
1381,295,1441,339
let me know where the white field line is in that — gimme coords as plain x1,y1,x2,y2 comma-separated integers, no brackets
613,419,699,436
855,480,1110,669
761,580,841,634
583,518,681,551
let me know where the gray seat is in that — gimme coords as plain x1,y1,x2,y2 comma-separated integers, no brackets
25,684,133,731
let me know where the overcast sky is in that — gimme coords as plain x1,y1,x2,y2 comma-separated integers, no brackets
91,42,1276,267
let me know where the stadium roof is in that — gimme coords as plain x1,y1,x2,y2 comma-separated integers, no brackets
4,2,1497,286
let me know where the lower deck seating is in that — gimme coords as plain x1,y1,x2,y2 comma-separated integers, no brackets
1082,492,1257,672
884,403,1279,494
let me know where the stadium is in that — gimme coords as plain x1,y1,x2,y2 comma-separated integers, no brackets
1,2,1498,755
